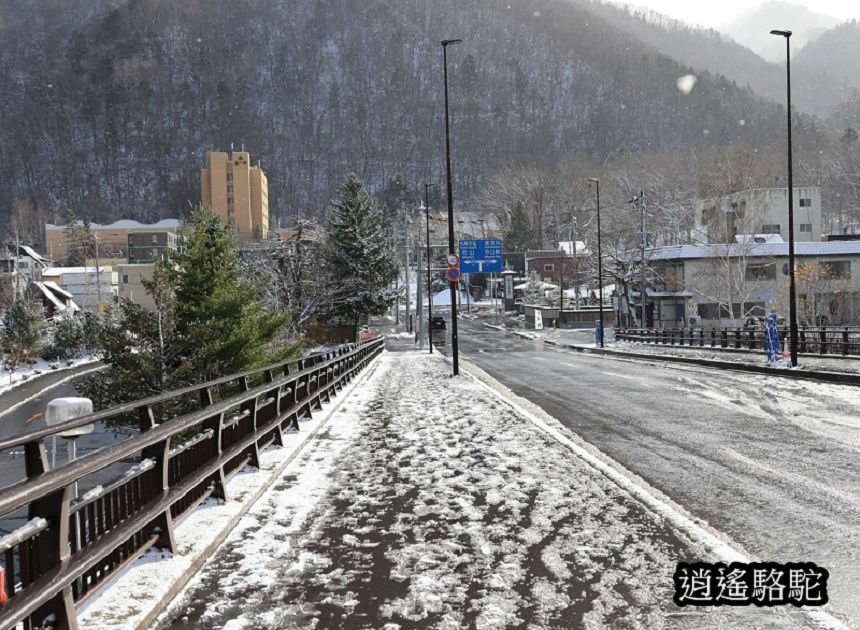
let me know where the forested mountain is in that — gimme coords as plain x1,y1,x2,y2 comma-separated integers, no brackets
0,0,821,239
794,21,860,92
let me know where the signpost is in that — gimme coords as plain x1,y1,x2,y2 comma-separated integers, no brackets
458,239,502,273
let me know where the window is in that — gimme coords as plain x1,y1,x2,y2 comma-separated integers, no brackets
823,261,851,279
151,234,158,244
543,264,555,272
122,274,129,284
227,185,233,193
745,263,776,281
799,198,813,207
227,174,233,182
698,303,720,319
761,224,781,234
799,223,812,233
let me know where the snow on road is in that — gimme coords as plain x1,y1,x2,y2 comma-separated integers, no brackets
160,352,820,629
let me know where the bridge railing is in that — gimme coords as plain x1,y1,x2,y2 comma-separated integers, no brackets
615,326,860,356
0,337,384,630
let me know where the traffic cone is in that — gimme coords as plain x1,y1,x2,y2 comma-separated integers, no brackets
0,565,6,605
783,338,790,361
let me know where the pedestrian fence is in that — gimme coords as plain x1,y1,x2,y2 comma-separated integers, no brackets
0,337,383,630
615,326,860,356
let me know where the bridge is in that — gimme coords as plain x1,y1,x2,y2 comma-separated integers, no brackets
0,324,857,629
0,339,382,630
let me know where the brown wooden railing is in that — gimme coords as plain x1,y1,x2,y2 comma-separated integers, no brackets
0,337,383,630
615,326,860,356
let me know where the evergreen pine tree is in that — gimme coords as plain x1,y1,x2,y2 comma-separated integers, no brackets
3,298,45,366
505,202,536,252
324,173,398,338
171,208,286,381
53,314,85,360
77,209,289,415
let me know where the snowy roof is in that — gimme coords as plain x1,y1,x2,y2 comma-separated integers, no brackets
644,241,860,261
45,219,181,231
42,266,111,275
557,241,589,255
19,245,49,263
33,282,79,313
733,234,784,244
42,281,74,299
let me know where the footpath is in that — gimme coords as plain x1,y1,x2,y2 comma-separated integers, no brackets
135,335,843,629
498,324,860,383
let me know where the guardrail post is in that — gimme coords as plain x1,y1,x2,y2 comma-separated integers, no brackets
138,405,176,553
200,387,228,502
843,327,850,356
820,327,827,355
21,439,78,629
28,480,76,629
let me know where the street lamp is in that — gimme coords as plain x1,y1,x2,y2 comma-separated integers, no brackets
771,28,798,367
424,184,435,354
442,38,462,376
589,178,605,347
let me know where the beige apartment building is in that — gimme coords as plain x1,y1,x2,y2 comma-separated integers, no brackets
44,219,181,263
201,150,269,240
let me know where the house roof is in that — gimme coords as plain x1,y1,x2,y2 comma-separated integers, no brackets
42,266,111,275
45,219,181,231
644,240,860,261
558,241,589,255
42,281,74,299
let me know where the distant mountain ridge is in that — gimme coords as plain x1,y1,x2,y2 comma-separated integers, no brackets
721,1,839,62
0,0,829,229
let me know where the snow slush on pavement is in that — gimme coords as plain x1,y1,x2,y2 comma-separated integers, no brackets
161,351,845,629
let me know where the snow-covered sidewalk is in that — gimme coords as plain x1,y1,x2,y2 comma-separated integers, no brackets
156,351,825,629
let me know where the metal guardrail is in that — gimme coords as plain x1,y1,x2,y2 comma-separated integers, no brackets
0,337,384,630
615,326,860,356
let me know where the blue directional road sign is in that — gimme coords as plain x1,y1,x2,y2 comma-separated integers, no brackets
458,239,503,273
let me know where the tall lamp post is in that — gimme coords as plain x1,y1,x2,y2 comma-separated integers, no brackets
771,28,798,367
588,178,604,347
424,183,434,354
442,38,462,376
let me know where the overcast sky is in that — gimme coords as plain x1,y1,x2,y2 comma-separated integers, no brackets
626,0,860,29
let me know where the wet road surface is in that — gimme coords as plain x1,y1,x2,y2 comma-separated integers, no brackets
441,319,860,624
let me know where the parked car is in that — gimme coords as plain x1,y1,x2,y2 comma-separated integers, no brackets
430,316,446,332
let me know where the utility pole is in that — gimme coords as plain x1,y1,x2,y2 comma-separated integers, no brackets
640,190,647,328
571,216,579,310
404,210,411,332
442,38,462,376
94,232,102,307
424,184,434,354
416,218,424,350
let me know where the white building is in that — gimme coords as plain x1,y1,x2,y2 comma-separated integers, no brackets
693,187,822,245
626,239,860,328
40,267,118,312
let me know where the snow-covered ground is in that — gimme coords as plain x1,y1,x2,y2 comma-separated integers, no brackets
156,351,835,629
0,355,98,396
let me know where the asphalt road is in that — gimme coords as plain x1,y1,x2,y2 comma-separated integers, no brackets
0,363,133,536
441,318,860,625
